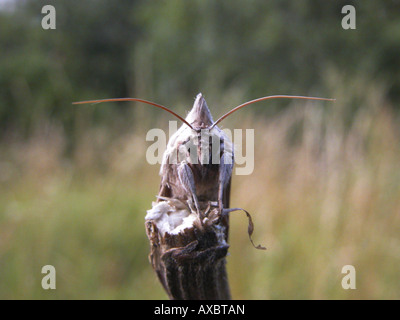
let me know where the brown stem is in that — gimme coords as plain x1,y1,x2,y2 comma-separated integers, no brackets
145,213,231,300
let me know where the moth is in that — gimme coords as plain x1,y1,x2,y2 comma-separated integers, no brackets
73,93,334,299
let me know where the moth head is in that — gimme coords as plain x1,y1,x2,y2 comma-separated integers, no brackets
185,93,214,132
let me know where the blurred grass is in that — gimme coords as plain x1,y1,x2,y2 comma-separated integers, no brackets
0,74,400,299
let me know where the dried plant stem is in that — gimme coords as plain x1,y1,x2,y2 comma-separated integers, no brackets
145,202,231,300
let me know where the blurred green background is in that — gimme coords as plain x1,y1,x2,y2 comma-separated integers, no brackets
0,0,399,299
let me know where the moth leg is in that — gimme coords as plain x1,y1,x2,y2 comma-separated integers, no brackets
177,162,202,218
204,202,212,216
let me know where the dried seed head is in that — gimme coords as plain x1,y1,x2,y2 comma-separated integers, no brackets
145,200,199,236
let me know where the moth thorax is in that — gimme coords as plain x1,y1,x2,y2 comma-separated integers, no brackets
180,129,221,166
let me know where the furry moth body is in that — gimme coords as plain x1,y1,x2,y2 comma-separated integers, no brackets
73,92,335,300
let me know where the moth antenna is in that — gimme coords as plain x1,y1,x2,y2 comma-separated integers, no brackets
72,98,194,129
210,95,336,129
